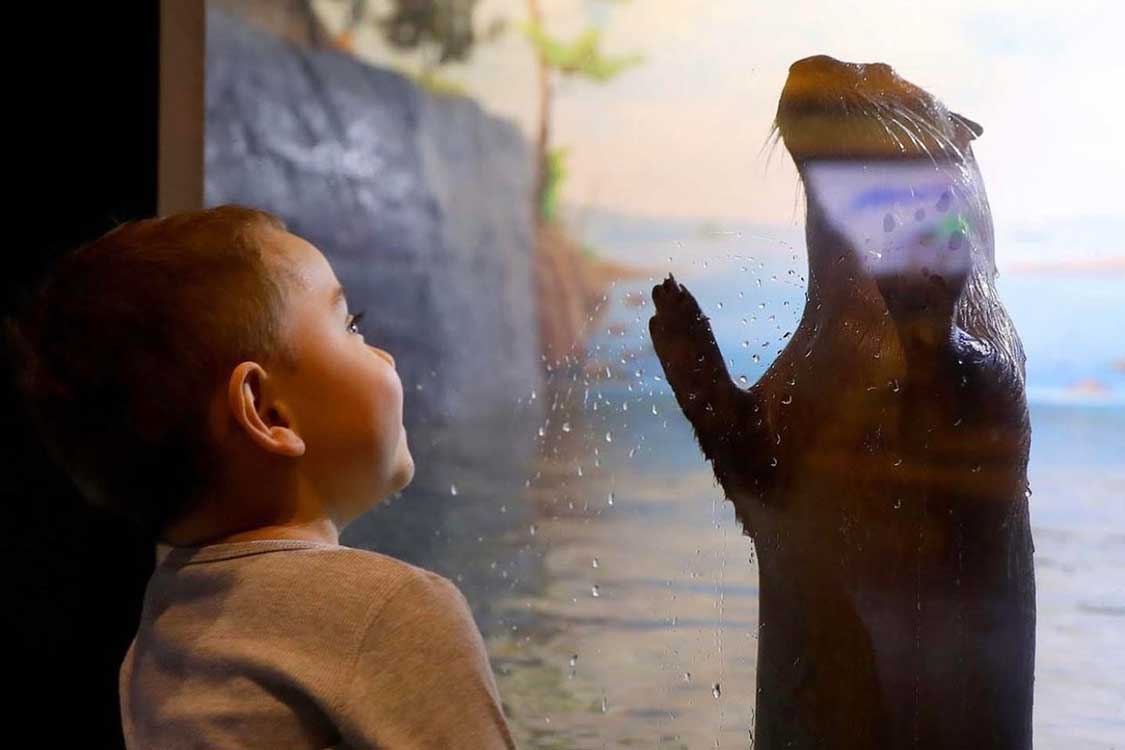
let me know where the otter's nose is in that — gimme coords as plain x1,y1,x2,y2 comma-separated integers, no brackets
862,61,895,80
789,54,843,74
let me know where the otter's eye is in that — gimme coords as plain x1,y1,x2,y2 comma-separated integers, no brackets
347,309,367,336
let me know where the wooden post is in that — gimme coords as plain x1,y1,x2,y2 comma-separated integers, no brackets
159,0,204,216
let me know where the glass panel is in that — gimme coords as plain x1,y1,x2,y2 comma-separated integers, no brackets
204,2,1124,747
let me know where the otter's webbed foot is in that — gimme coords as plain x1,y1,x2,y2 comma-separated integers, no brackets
649,274,746,465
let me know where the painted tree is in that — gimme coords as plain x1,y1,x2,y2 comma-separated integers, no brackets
521,0,644,222
327,0,505,92
317,0,643,222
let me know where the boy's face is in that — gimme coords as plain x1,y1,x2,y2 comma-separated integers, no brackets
261,228,414,522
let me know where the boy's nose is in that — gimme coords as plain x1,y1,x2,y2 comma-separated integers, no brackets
372,347,395,369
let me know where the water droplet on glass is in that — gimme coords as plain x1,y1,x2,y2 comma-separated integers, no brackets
752,354,761,363
781,394,792,405
769,457,778,467
713,683,721,698
561,421,571,432
894,499,902,510
683,671,692,682
529,524,537,536
607,492,615,506
449,484,458,496
937,191,952,212
914,208,925,222
537,426,545,437
591,585,600,597
605,431,613,443
742,340,749,348
738,375,748,384
601,695,608,712
883,213,897,232
570,654,578,667
592,557,599,568
651,404,658,415
716,302,724,310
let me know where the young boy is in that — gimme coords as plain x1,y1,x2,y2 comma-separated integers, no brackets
5,205,517,749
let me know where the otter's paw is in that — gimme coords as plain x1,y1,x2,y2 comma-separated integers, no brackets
649,273,710,359
648,272,729,407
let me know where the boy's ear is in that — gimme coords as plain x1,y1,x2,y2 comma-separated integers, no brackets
228,362,306,457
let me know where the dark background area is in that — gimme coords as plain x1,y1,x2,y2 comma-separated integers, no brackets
4,3,162,746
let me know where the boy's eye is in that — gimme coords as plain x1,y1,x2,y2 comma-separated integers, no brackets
347,309,367,336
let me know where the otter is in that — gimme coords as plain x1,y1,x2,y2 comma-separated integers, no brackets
649,55,1034,749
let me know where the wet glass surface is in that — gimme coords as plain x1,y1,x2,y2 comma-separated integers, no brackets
210,2,1124,746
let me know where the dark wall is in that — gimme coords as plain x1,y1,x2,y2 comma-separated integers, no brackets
4,3,163,747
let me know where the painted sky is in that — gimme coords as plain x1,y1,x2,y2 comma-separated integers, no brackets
313,0,1124,265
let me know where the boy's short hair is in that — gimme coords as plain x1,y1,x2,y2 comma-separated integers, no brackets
4,205,303,539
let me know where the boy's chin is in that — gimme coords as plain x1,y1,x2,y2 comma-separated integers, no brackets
391,452,415,493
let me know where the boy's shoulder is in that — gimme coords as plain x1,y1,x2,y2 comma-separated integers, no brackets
322,544,468,614
283,541,444,581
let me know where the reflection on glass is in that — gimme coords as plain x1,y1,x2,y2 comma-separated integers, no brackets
804,161,975,280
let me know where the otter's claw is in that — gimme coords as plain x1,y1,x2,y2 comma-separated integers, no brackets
650,273,708,336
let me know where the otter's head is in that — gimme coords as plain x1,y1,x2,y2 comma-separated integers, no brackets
773,55,1021,369
775,55,982,165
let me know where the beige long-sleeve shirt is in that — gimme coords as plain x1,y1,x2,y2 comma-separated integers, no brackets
119,539,517,749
